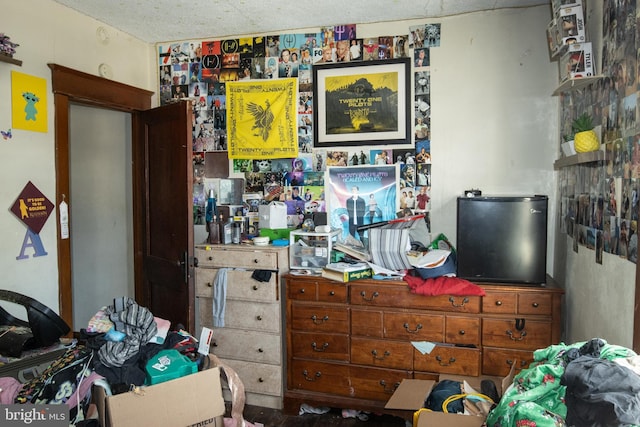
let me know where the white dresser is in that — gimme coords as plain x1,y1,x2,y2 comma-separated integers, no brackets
195,244,289,409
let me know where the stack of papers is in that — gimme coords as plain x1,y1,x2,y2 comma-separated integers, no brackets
406,249,452,269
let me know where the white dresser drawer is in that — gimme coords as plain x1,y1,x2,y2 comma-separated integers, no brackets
199,298,281,333
196,247,278,269
219,358,282,397
211,328,281,365
196,268,278,302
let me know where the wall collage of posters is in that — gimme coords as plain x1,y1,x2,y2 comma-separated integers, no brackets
157,23,440,244
558,0,637,265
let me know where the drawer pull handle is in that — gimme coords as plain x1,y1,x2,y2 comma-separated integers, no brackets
303,370,321,381
253,259,259,263
495,300,503,306
532,302,539,308
311,342,329,352
458,330,465,335
506,359,528,368
256,315,263,321
435,355,456,366
258,377,264,383
329,290,335,296
371,349,391,360
207,282,212,288
403,322,423,333
506,329,527,341
379,380,401,394
311,315,329,324
208,256,213,261
360,291,379,301
252,285,258,291
449,296,469,307
257,348,264,353
299,288,305,293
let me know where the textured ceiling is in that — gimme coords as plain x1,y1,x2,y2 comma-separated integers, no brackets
52,0,550,44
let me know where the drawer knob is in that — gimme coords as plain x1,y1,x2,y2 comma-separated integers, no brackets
532,302,539,308
258,348,264,353
311,342,329,352
329,290,335,296
371,349,391,360
495,300,503,306
311,315,329,324
379,380,401,394
207,282,212,288
506,329,527,341
299,288,305,294
448,296,469,307
435,355,456,366
303,370,321,381
360,290,379,301
252,285,258,291
459,330,465,335
256,315,263,321
258,377,264,383
403,322,423,333
208,256,213,261
253,259,259,263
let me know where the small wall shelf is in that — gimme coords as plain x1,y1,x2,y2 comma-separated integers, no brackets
553,150,605,169
552,76,603,96
0,54,22,66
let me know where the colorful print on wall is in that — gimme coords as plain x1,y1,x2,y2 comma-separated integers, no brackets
226,78,299,159
11,71,47,133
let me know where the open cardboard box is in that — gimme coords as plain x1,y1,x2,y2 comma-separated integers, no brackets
385,366,515,427
94,362,225,427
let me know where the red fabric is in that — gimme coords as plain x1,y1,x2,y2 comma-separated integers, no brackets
403,275,486,296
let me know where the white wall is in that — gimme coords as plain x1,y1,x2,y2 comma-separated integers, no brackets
0,0,154,315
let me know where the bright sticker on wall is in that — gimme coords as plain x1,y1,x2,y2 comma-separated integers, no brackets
10,181,54,260
226,78,298,159
1,129,11,140
11,71,48,133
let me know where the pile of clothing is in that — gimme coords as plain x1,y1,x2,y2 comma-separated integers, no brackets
486,338,640,427
0,297,203,426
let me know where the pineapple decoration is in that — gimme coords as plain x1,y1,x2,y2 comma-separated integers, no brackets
572,113,599,153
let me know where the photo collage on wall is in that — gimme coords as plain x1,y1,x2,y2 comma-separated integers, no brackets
557,1,637,265
157,23,440,234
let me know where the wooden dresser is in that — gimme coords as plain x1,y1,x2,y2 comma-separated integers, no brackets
283,275,563,414
195,244,289,409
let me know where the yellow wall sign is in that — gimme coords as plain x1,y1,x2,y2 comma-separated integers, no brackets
226,78,298,159
11,71,48,133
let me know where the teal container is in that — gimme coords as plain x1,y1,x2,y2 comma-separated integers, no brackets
145,349,197,385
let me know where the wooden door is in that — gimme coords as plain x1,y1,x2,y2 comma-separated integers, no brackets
135,101,195,332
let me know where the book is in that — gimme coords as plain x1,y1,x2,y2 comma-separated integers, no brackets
333,243,372,262
322,262,372,282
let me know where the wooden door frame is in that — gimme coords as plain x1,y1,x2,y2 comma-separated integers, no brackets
49,64,153,331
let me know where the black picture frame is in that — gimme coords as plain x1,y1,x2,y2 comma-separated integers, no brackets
312,57,411,147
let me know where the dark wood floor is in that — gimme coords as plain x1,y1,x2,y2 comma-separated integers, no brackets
226,404,408,427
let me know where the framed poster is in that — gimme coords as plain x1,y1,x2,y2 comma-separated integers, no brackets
326,165,399,243
313,58,411,147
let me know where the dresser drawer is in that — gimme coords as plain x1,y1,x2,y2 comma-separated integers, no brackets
211,328,281,365
289,359,351,396
196,268,278,302
291,304,349,333
482,318,551,350
383,311,444,341
445,315,481,346
287,278,348,303
199,298,281,333
350,337,413,370
196,247,278,269
482,291,553,316
414,345,481,376
350,283,481,313
482,347,533,376
220,358,282,396
517,292,552,315
349,365,412,401
482,291,517,314
290,331,350,361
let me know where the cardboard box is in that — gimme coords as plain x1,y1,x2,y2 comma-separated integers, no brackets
559,42,594,81
385,368,515,427
95,366,225,427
